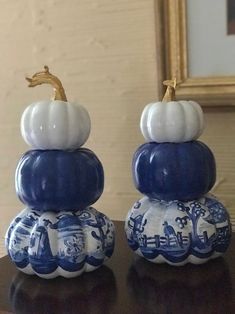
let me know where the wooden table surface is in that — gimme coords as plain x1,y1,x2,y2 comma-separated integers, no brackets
0,221,234,314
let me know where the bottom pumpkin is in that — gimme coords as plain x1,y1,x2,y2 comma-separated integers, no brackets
125,194,231,265
5,207,115,279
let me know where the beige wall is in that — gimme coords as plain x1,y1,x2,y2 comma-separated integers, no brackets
0,0,234,256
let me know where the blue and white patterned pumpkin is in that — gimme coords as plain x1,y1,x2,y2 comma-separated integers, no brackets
5,207,115,279
125,194,231,265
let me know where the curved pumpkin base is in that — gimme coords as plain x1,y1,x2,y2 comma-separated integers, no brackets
134,248,222,266
125,194,231,266
19,263,102,279
5,207,115,279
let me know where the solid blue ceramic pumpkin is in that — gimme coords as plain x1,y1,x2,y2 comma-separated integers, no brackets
15,149,104,212
133,141,216,201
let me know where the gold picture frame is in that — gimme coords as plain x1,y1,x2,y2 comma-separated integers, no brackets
160,0,235,106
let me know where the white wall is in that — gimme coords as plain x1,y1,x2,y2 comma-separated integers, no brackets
187,0,235,76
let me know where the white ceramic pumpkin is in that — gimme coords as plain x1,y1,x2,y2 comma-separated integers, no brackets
21,101,90,150
21,66,91,150
140,80,204,143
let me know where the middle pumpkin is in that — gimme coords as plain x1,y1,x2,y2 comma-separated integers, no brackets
133,141,216,201
15,148,104,212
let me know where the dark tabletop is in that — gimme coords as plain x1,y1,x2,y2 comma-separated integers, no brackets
0,221,234,314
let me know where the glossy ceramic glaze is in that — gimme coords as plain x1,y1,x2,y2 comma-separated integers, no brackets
140,100,204,143
5,207,115,279
21,100,91,149
133,141,216,201
16,149,104,211
125,194,231,265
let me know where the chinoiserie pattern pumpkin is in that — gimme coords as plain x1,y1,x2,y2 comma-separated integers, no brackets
6,207,115,279
125,195,231,265
125,79,231,265
5,66,115,278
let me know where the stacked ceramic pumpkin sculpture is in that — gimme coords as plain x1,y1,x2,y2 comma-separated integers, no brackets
125,79,231,265
5,66,115,278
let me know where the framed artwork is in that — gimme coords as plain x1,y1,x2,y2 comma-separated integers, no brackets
160,0,235,106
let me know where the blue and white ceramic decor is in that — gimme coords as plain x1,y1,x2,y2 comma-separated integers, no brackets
5,66,115,278
125,195,231,265
133,141,216,201
6,207,115,279
16,148,104,212
125,79,231,265
21,66,91,150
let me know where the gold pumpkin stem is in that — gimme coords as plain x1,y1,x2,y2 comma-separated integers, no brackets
162,78,177,102
26,65,67,101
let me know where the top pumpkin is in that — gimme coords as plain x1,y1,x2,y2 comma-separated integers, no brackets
21,66,91,150
140,79,204,143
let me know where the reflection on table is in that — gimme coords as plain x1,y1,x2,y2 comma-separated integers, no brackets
127,257,232,314
10,265,117,314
